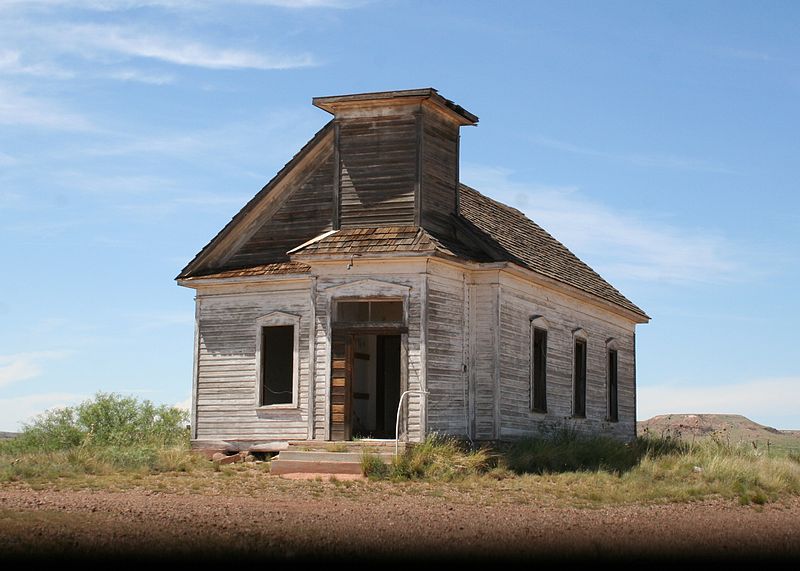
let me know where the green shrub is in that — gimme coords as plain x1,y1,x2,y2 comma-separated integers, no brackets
1,392,189,454
0,392,193,481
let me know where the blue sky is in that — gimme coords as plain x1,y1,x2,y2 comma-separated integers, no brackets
1,1,798,431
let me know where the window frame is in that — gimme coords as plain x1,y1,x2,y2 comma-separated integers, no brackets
572,328,588,419
529,316,549,414
254,311,301,410
606,338,619,423
333,297,406,329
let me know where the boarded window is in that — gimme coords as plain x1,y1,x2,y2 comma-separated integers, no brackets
573,338,587,418
531,327,547,413
336,300,403,324
261,325,294,406
607,349,619,422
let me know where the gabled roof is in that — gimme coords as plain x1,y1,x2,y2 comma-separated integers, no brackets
176,121,333,280
458,184,648,319
177,90,646,321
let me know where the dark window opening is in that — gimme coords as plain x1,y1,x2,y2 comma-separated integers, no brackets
531,327,547,413
348,334,402,440
336,300,403,324
573,338,587,418
607,349,619,422
261,325,294,406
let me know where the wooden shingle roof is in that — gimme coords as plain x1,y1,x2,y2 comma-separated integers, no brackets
458,184,648,319
179,261,310,281
291,225,492,262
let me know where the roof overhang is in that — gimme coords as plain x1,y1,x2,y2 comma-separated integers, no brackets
312,88,478,126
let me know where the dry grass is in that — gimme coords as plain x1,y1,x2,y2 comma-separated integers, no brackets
2,430,799,507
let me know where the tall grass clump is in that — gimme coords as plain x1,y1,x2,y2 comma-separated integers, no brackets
0,392,200,482
368,435,492,481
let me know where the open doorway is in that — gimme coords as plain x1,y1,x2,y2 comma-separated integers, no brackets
351,334,401,439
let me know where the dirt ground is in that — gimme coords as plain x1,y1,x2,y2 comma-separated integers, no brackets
1,481,799,564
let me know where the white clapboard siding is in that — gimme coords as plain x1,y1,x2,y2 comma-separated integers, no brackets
194,287,312,441
190,258,639,444
425,268,469,436
497,273,637,441
472,279,499,440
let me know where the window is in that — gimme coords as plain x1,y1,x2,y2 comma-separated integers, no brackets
607,349,619,422
530,326,547,413
573,336,587,418
260,326,294,405
255,312,300,408
336,300,403,324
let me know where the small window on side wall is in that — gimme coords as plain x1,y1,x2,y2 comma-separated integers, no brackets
530,318,548,413
573,334,587,418
607,348,619,422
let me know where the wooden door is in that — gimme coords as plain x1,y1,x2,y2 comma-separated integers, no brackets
330,333,353,440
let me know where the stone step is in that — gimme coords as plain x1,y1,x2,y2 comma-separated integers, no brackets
270,448,395,476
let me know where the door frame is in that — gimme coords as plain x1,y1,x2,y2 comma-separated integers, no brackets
329,325,408,441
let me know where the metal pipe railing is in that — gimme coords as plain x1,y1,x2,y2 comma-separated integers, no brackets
395,390,429,457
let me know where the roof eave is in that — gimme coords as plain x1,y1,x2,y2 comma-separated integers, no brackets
312,88,478,126
177,273,312,289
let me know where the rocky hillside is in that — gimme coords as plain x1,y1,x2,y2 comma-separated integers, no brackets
637,414,800,453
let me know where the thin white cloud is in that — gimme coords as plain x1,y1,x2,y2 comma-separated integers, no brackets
106,68,175,85
0,49,74,79
0,85,93,130
0,350,73,388
461,164,736,284
530,135,736,174
0,151,17,166
80,106,317,162
58,171,179,195
127,311,193,332
0,392,86,432
6,219,86,238
240,0,369,6
0,0,363,9
713,47,772,62
638,377,800,429
50,24,315,70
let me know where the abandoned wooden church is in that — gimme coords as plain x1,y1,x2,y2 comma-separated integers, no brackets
177,88,649,452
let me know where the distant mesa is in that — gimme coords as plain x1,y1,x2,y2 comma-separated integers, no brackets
637,414,799,452
0,431,19,440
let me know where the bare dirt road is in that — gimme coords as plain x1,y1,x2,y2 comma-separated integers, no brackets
1,483,799,564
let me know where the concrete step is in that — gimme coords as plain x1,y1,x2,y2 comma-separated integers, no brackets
269,458,363,476
286,440,406,453
270,448,394,476
277,450,394,463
